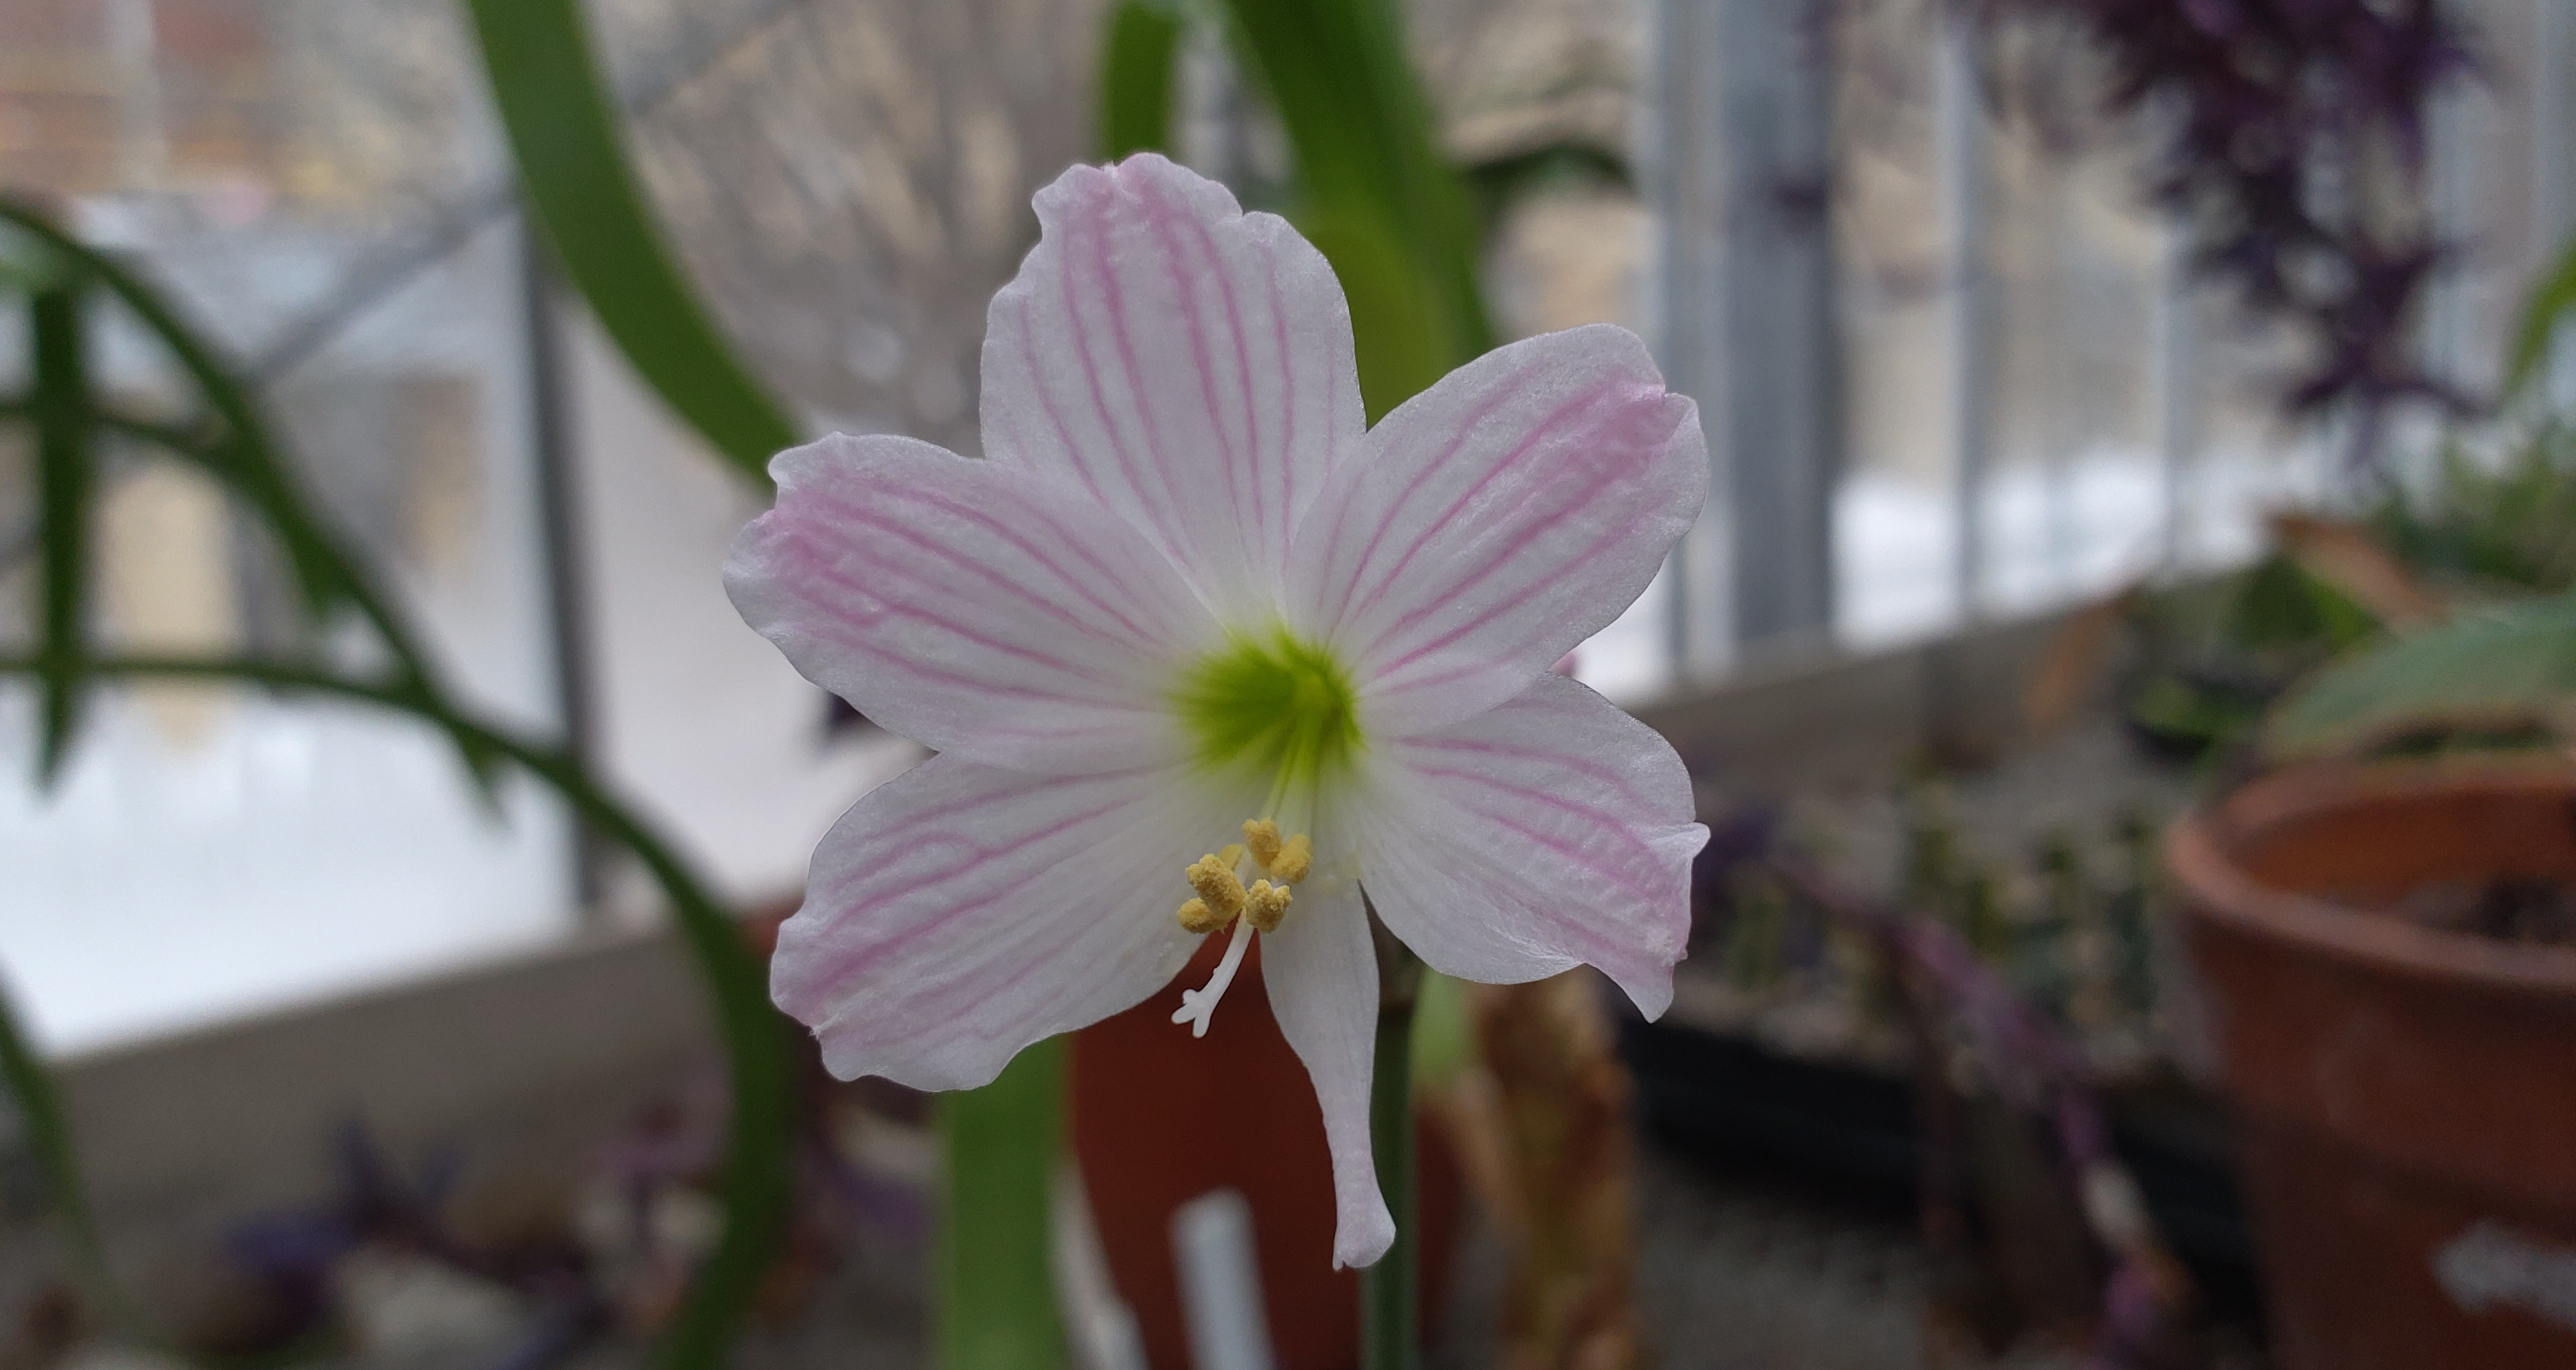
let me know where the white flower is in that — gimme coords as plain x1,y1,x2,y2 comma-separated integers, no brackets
727,153,1709,1269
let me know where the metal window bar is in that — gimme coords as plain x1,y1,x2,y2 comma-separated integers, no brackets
1935,9,1992,625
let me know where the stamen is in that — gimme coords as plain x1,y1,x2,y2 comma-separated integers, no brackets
1271,834,1312,884
1171,916,1255,1037
1244,880,1292,933
1176,896,1226,935
1168,815,1321,1031
1185,853,1247,920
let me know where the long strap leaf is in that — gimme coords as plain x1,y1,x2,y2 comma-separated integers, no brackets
28,284,91,790
0,201,507,792
1100,1,1187,161
1215,0,1492,416
0,651,796,1370
1,200,794,1368
465,0,799,488
2507,232,2576,399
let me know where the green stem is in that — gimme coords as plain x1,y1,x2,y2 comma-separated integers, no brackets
936,1039,1067,1370
1361,911,1420,1370
0,652,794,1370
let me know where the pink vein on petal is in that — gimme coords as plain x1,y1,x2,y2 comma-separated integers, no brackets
1056,184,1175,548
1365,388,1673,648
1005,292,1116,515
1267,242,1297,553
802,480,1175,651
1086,177,1195,564
1132,172,1253,544
1321,361,1537,623
793,556,1127,690
1391,732,1663,812
1342,379,1631,635
794,779,1155,994
1403,762,1668,893
1367,500,1666,685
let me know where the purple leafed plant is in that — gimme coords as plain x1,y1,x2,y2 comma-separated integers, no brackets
1969,0,2480,461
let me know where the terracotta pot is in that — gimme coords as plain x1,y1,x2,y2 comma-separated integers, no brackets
2167,762,2576,1370
1070,935,1461,1370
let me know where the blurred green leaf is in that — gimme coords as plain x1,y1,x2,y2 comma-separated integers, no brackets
2367,424,2576,594
2506,231,2576,399
0,199,507,793
1459,142,1631,229
466,0,798,487
1302,212,1451,418
4,198,792,1369
1100,0,1186,160
1215,0,1493,415
29,284,91,790
2266,591,2576,759
1408,970,1472,1088
2229,554,2379,655
937,1039,1067,1370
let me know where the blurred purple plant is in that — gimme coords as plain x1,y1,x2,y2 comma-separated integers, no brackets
1968,0,2479,462
1693,816,2197,1367
225,1121,601,1366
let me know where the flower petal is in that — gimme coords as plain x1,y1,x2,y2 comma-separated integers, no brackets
1290,324,1705,737
1353,673,1708,1017
1254,879,1394,1269
726,433,1218,774
774,753,1260,1090
981,153,1365,616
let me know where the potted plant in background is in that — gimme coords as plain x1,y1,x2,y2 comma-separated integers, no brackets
2164,504,2576,1368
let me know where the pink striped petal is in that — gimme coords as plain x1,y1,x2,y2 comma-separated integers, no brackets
981,153,1364,618
1351,673,1707,1016
775,754,1262,1090
1254,880,1394,1269
1289,324,1704,737
725,433,1217,774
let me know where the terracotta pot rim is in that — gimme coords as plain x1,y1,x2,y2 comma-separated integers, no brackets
2168,757,2576,998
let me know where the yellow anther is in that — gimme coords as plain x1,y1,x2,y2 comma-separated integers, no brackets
1272,833,1312,884
1242,819,1283,866
1244,880,1292,933
1176,897,1228,935
1217,843,1245,869
1185,854,1247,919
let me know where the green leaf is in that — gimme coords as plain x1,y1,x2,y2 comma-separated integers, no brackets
0,648,799,1370
0,200,510,795
1301,212,1450,420
28,284,91,790
1215,0,1493,408
2265,591,2576,759
1100,0,1186,160
465,0,798,488
1459,142,1633,230
937,1039,1068,1370
2506,230,2576,398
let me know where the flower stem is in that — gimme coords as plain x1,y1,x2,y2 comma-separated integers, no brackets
1363,903,1422,1370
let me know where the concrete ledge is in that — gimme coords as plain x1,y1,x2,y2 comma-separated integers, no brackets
58,925,715,1219
1633,605,2105,793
